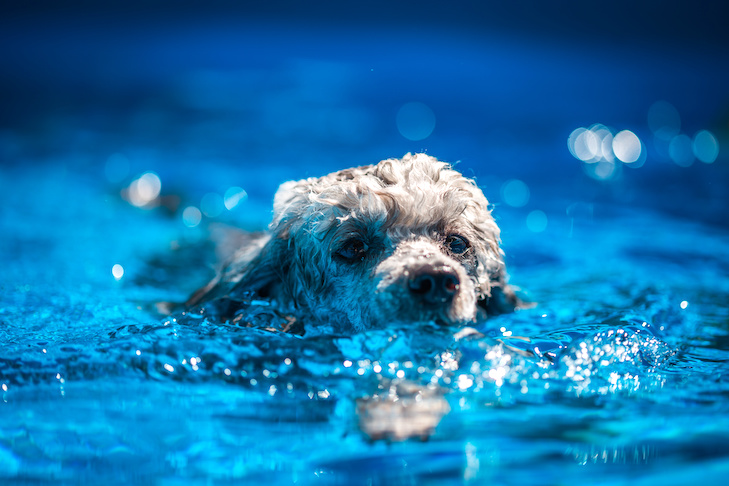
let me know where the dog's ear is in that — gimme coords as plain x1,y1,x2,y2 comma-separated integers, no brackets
186,177,317,309
270,178,321,235
228,242,288,300
477,269,523,317
205,176,330,313
272,180,301,223
185,232,281,309
479,284,520,316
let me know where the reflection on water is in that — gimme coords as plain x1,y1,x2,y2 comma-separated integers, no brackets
357,379,450,441
566,444,654,466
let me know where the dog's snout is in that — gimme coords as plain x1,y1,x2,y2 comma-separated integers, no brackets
408,266,460,304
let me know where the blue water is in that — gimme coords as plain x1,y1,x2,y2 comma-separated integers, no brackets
2,6,729,485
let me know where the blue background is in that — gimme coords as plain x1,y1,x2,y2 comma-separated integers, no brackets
2,0,728,226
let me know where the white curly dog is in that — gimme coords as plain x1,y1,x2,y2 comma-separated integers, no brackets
187,153,519,331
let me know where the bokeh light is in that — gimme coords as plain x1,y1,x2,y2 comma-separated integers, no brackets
224,186,248,210
568,127,598,162
668,134,694,167
200,192,224,218
594,125,614,162
182,206,202,227
587,160,619,180
501,179,530,207
111,264,124,281
127,172,162,207
693,130,719,163
396,102,436,141
526,210,548,233
647,101,681,140
568,124,646,178
612,130,642,163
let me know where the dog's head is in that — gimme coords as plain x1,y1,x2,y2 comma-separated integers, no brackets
227,153,518,331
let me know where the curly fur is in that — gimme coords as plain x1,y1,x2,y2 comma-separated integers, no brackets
187,153,519,331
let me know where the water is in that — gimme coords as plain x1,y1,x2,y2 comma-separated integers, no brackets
2,7,729,485
2,154,728,484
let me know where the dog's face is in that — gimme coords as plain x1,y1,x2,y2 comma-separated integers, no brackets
254,153,514,331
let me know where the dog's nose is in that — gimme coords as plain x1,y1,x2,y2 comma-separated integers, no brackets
408,266,460,305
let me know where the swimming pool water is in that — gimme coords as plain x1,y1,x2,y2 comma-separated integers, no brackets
2,7,729,484
2,152,728,484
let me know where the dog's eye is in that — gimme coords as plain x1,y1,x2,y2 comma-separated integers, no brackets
335,239,368,262
445,234,470,254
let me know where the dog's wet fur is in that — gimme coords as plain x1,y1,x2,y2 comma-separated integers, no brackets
186,153,520,332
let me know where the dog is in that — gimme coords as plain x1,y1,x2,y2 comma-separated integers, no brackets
186,153,519,332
